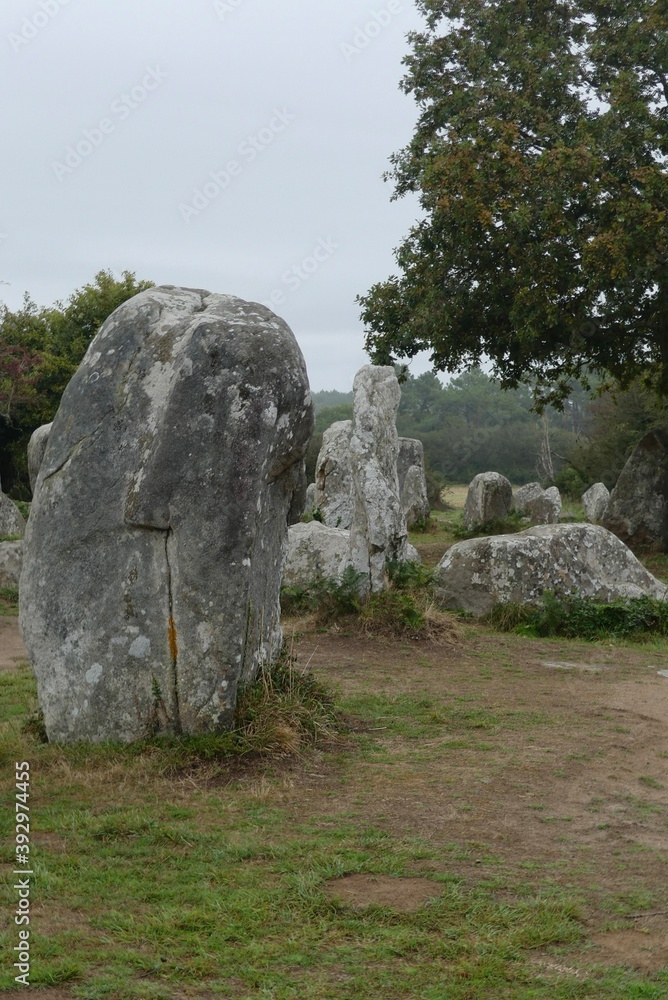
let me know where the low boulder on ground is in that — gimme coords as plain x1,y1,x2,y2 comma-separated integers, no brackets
433,523,667,615
284,521,351,587
463,472,513,529
601,430,668,549
284,521,421,590
582,482,610,523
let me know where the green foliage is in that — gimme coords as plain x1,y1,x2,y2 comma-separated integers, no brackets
553,464,589,500
452,509,528,540
359,590,426,637
0,269,153,494
281,565,366,618
387,557,434,591
301,507,324,524
396,368,583,485
359,0,668,407
489,592,668,641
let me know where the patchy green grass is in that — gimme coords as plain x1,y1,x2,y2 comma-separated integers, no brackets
0,586,19,617
0,658,665,998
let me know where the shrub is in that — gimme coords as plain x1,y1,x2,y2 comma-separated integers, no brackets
488,591,668,642
452,510,527,540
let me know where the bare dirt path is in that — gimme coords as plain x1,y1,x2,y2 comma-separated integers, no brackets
284,623,668,973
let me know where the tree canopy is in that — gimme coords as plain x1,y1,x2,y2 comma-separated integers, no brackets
359,0,668,406
0,270,153,493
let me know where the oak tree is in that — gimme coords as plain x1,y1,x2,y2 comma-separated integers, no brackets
359,0,668,406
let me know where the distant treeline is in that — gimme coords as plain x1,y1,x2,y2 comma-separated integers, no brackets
309,369,668,499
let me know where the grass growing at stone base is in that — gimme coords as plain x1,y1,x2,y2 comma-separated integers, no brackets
0,651,344,778
488,591,668,642
281,562,459,643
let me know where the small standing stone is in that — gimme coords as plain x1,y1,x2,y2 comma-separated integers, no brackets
582,482,610,523
463,472,513,529
314,420,353,529
398,438,430,528
27,422,53,493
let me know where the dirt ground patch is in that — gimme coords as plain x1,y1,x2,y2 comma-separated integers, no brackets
326,873,442,912
283,622,668,971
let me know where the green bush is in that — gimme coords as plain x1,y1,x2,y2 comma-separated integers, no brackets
452,509,528,540
280,565,365,618
488,591,668,641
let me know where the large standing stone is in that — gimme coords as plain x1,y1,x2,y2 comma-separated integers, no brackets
19,286,314,744
27,422,53,493
463,472,513,529
434,523,667,615
347,366,409,592
582,482,610,523
0,493,25,539
398,438,430,528
314,420,353,528
602,431,668,549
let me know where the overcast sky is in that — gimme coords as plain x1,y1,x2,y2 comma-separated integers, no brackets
1,0,435,391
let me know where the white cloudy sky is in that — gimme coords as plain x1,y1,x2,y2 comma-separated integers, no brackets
1,0,434,391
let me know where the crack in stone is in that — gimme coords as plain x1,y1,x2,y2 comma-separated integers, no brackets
164,528,182,735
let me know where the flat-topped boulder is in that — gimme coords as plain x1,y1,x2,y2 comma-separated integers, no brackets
20,286,313,743
434,523,667,615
